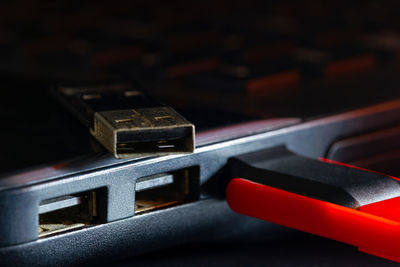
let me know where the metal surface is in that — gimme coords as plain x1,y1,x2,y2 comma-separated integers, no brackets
39,195,84,214
135,173,174,192
93,107,195,158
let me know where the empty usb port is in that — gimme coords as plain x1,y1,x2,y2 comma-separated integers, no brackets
39,189,106,237
134,167,199,214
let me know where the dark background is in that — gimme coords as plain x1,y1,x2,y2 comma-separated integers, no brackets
2,1,400,265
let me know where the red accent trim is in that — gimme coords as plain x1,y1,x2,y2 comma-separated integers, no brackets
245,70,300,96
319,158,400,182
166,57,221,78
361,197,400,223
226,178,400,262
323,54,376,77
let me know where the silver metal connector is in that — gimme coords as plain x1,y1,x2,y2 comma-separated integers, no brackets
92,107,195,158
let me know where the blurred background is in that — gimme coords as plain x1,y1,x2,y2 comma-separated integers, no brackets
3,0,400,172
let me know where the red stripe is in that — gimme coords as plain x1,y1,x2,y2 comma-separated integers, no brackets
226,178,400,262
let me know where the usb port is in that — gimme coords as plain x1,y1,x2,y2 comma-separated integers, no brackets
134,167,199,214
93,107,195,158
39,189,106,237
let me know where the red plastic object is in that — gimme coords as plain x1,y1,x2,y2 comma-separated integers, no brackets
226,178,400,262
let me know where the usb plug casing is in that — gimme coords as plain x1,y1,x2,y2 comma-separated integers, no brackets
54,84,195,158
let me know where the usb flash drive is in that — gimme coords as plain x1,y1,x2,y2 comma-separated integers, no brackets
54,84,195,158
226,146,400,263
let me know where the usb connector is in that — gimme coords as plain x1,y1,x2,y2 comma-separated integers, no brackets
53,84,195,158
92,107,194,158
